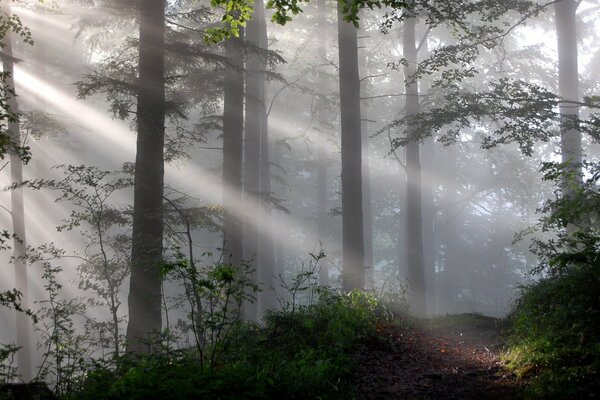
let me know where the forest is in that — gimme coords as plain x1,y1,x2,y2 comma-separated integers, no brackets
0,0,598,398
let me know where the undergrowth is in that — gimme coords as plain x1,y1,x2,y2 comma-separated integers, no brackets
68,289,390,400
505,265,600,399
505,161,600,399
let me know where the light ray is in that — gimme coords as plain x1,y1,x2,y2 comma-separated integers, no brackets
13,67,327,260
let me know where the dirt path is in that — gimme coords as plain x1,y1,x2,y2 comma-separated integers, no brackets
354,316,521,400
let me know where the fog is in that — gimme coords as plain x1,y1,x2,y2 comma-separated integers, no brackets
1,0,598,384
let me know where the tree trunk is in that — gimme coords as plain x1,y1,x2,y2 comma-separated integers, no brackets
555,0,582,193
253,0,277,316
243,9,262,321
2,5,32,379
126,0,166,354
222,34,244,270
361,85,374,290
338,2,365,291
316,0,330,286
421,138,435,315
403,11,426,317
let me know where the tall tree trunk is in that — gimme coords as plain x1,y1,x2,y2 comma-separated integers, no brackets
418,25,435,315
2,6,32,379
437,147,460,314
403,10,426,316
421,138,435,315
316,0,330,286
243,8,263,321
126,0,166,354
222,34,244,270
361,85,374,290
252,0,277,316
555,0,582,193
338,2,365,291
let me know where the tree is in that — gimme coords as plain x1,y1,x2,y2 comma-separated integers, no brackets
243,14,261,320
1,3,32,380
555,0,583,195
254,0,278,316
338,1,365,291
222,34,245,273
402,3,426,316
29,165,133,358
126,0,166,353
316,0,331,286
245,0,277,317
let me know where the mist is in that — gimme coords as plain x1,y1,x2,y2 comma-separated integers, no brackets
1,0,598,397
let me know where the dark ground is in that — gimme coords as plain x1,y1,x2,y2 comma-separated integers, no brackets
354,315,521,400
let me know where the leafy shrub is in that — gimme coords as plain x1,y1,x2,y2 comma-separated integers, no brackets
506,161,600,399
71,289,389,400
505,265,600,399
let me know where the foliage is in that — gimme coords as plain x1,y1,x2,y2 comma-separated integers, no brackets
0,7,34,161
25,164,133,358
527,161,600,274
505,265,600,399
506,162,600,399
0,344,19,384
25,245,89,395
205,0,542,44
161,251,258,369
71,287,390,400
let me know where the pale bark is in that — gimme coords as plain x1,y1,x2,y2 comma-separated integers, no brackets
555,0,582,193
2,5,32,378
243,7,262,321
253,0,277,316
361,90,374,290
403,12,426,317
316,0,330,286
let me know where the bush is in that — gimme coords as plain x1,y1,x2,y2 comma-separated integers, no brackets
505,161,600,399
70,290,389,400
505,265,600,399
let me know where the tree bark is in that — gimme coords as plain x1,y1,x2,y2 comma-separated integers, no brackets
2,4,32,379
316,0,330,286
361,85,374,290
421,138,435,314
338,2,365,291
222,34,244,271
126,0,166,354
403,11,426,317
243,9,262,321
555,0,582,192
253,0,278,316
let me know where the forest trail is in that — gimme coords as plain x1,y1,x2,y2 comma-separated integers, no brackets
354,315,520,400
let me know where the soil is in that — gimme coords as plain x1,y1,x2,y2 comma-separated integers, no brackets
353,315,521,400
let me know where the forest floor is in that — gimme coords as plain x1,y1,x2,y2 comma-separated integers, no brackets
354,314,522,400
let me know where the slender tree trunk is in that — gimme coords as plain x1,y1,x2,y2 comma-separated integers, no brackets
555,0,582,192
438,147,460,314
126,0,166,354
2,7,32,379
361,87,374,290
338,2,365,291
418,25,435,315
243,9,263,321
403,10,426,316
222,34,244,270
421,139,435,315
253,0,277,316
316,0,330,286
